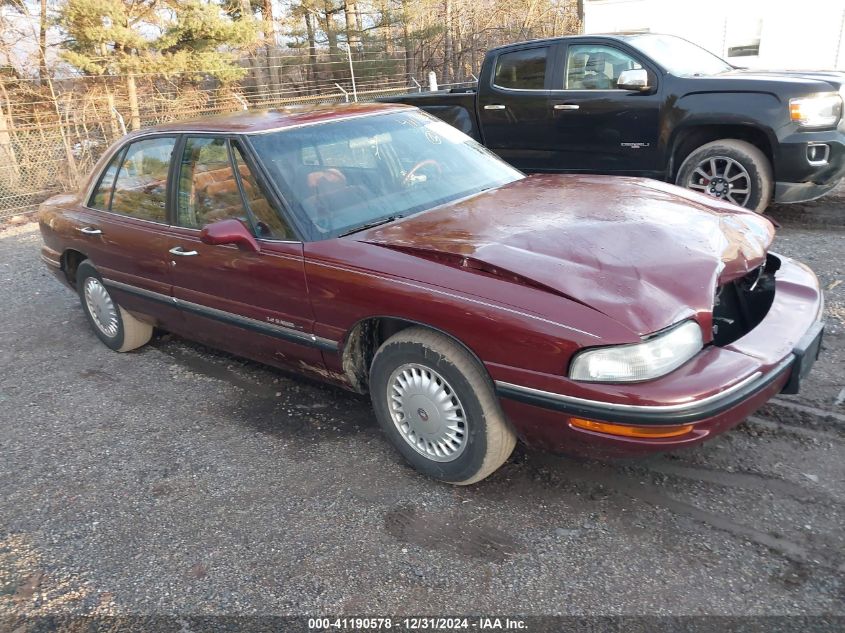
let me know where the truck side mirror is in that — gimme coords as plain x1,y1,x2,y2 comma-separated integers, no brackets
617,68,651,92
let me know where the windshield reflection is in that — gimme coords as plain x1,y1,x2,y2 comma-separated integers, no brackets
249,111,523,240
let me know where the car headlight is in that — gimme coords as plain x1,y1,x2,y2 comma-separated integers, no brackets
569,320,703,382
789,93,842,128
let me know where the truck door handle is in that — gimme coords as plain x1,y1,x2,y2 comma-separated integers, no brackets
169,246,198,257
78,226,102,235
484,104,507,110
553,104,580,110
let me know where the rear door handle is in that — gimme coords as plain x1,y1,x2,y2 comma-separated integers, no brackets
169,246,199,257
78,226,102,235
553,104,580,110
484,104,507,110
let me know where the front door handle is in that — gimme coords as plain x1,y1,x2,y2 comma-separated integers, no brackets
169,246,199,257
484,104,507,110
78,226,102,235
553,104,580,110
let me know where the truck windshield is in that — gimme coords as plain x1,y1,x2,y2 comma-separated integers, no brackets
249,110,523,240
626,34,732,76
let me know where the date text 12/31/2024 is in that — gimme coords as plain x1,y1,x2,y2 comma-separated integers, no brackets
308,617,528,630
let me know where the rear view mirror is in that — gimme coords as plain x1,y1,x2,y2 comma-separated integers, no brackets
200,218,260,253
617,68,651,92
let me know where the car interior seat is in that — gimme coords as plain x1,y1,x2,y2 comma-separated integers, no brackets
301,168,370,233
583,53,614,90
567,53,589,89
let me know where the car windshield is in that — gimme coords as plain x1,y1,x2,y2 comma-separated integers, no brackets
626,34,732,77
248,110,523,240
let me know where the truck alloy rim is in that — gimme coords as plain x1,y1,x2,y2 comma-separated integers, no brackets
387,363,467,462
686,156,751,207
83,277,119,337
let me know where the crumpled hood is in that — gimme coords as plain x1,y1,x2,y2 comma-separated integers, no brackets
359,174,774,335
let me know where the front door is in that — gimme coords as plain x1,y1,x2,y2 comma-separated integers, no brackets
164,135,325,370
545,42,662,175
477,45,555,171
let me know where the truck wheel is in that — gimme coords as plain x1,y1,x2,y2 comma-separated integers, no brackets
369,327,516,485
676,139,773,212
76,260,153,352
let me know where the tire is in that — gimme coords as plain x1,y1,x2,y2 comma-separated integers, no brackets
675,139,773,213
369,327,516,485
76,260,152,352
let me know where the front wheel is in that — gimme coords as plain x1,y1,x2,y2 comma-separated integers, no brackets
369,327,516,485
76,260,153,352
675,139,773,212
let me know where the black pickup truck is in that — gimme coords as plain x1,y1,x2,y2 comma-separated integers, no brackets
382,33,845,212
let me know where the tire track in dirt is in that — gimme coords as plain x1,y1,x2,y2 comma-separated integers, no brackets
525,455,842,571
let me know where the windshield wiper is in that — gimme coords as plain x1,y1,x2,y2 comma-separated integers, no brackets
337,215,403,237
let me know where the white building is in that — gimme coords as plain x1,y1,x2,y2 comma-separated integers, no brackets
583,0,845,70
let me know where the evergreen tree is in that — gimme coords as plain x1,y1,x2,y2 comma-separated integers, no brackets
58,0,257,128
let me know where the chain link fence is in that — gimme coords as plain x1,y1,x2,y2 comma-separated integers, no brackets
0,47,454,221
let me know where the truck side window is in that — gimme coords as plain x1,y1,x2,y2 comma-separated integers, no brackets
493,48,548,90
566,45,641,90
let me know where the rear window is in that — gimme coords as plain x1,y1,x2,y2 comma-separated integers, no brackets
493,48,548,90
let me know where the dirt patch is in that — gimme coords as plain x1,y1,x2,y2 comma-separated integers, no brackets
384,503,523,562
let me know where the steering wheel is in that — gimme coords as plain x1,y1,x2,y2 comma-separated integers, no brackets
403,159,443,187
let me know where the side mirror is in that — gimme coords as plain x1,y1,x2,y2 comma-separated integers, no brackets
617,68,651,92
200,218,260,253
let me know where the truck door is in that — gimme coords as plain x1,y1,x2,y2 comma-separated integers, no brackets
476,45,556,171
545,41,662,175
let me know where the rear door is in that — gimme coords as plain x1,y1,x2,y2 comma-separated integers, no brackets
164,134,326,370
77,135,183,329
477,45,555,171
544,40,662,174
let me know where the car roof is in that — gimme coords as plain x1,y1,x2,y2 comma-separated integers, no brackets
135,102,413,135
486,32,656,54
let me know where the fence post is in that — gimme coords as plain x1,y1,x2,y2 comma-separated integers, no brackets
428,71,438,92
106,92,121,139
111,105,127,136
233,93,249,111
334,83,349,103
339,43,357,102
0,99,19,186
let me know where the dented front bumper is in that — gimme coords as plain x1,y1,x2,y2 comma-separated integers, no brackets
491,253,824,456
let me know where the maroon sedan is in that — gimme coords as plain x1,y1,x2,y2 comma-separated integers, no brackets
38,103,825,484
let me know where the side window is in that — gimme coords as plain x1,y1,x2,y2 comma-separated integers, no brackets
109,137,175,222
177,137,249,229
231,144,293,240
89,150,122,210
493,48,548,90
565,45,642,90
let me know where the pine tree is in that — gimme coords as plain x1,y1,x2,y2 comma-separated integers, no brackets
58,0,257,129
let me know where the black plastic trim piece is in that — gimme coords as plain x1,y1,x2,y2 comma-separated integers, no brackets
496,355,794,425
102,278,338,352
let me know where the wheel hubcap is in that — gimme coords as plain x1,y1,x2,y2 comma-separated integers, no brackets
686,156,751,207
387,363,467,462
83,278,119,337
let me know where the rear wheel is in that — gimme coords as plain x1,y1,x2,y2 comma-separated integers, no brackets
676,139,773,212
369,327,516,485
76,260,152,352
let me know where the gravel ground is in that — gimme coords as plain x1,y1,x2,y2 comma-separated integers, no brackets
0,199,843,621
